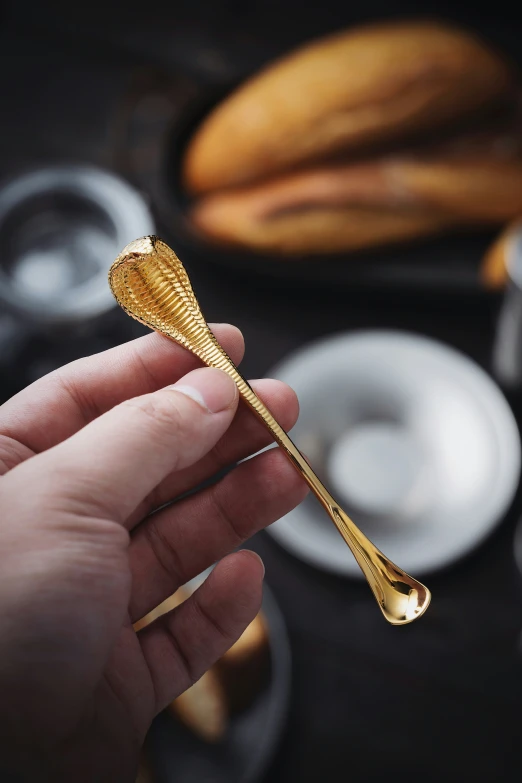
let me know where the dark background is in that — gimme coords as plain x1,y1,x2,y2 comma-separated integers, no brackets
2,2,522,781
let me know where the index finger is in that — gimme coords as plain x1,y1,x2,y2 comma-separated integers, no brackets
0,324,244,454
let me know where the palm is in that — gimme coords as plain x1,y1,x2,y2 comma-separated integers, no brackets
0,327,306,782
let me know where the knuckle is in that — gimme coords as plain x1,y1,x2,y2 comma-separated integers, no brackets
120,393,187,441
143,514,183,586
210,483,245,544
193,594,231,645
0,435,34,475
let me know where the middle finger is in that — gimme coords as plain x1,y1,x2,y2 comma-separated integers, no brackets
128,446,308,622
126,378,299,527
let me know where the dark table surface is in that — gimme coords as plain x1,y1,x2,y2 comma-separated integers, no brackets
2,8,522,782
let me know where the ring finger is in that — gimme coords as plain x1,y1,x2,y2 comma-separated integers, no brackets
129,447,308,623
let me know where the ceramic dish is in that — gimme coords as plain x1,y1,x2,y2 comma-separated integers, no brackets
265,330,521,577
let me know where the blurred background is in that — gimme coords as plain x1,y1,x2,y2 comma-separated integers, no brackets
3,1,522,781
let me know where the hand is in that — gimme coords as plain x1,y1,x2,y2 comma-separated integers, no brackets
0,325,307,782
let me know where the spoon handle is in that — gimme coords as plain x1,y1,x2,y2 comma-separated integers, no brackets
204,332,431,625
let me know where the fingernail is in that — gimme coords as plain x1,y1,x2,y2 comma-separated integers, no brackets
167,367,238,413
243,550,265,578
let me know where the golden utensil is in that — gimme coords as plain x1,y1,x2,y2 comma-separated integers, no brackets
109,236,431,625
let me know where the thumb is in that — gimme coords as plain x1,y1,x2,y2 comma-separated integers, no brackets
12,367,239,525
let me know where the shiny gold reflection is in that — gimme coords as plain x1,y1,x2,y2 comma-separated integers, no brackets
109,236,431,625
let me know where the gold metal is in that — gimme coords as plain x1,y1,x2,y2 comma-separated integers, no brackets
109,236,431,625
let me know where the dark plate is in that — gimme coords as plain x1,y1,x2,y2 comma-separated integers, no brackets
145,584,291,783
172,94,497,289
114,77,499,296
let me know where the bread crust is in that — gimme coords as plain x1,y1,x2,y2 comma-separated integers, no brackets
183,20,513,194
190,117,522,255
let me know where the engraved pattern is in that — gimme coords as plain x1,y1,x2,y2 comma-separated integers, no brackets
110,237,288,441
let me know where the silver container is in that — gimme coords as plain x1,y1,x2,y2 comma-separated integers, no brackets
0,165,154,326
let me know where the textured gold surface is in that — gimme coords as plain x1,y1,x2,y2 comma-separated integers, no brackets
109,236,431,625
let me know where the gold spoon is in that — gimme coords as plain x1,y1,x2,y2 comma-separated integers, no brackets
109,236,431,625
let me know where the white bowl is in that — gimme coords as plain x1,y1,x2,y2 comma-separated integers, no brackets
266,331,521,578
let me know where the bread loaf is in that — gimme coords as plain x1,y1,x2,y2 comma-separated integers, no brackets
168,669,228,743
168,612,269,737
133,588,228,742
189,119,522,255
214,612,269,714
134,585,269,742
183,20,513,194
481,220,522,289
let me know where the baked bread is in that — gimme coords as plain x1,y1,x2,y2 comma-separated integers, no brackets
481,220,522,289
189,167,451,254
189,118,522,255
168,611,269,739
168,668,228,743
214,612,269,714
134,585,269,742
183,20,513,194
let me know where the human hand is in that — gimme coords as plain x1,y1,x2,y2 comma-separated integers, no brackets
0,325,307,782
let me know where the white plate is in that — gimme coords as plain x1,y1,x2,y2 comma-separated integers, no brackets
266,331,521,577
